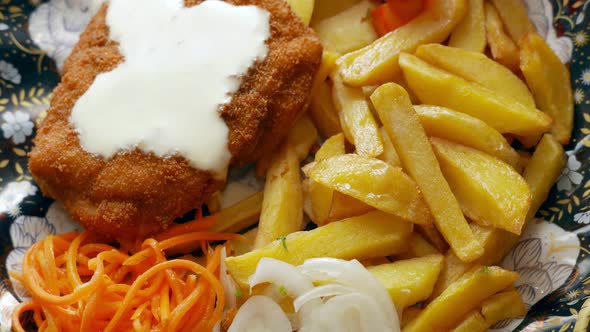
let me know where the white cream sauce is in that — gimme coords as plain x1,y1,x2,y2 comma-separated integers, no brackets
70,0,270,176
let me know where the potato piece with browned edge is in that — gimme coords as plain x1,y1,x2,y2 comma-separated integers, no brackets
303,154,433,225
521,33,574,144
311,0,360,24
430,251,470,299
226,210,413,289
403,266,519,332
254,145,303,248
328,191,375,221
415,44,535,108
414,105,520,169
336,0,467,86
309,51,342,138
368,254,444,309
484,2,520,70
394,232,440,260
285,0,315,25
451,289,526,332
307,134,346,225
331,72,383,157
431,138,531,235
211,192,262,233
490,0,536,44
448,0,486,52
370,83,482,262
399,53,552,136
417,225,449,253
312,0,377,54
402,308,422,329
229,227,258,256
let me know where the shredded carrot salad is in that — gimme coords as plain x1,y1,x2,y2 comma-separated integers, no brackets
10,215,245,332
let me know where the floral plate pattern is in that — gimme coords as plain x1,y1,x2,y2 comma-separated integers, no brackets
0,0,589,331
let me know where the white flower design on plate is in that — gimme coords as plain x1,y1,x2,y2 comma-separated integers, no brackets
28,0,105,70
7,202,81,301
0,181,37,216
582,68,590,86
1,111,34,145
0,61,21,85
524,0,573,63
0,23,8,31
490,221,579,331
556,152,583,195
574,210,590,225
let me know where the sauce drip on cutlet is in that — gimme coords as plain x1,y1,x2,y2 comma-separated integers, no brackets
69,0,270,177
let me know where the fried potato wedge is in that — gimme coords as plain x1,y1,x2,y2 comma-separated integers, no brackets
414,105,520,169
490,0,536,44
403,266,519,332
377,127,402,168
336,0,467,86
368,255,444,309
211,192,263,233
303,154,433,225
417,225,449,253
399,53,552,136
394,233,440,260
254,145,303,248
331,72,383,157
521,33,574,144
312,0,378,54
484,2,520,70
415,44,535,108
226,210,413,289
448,0,485,52
451,290,526,332
286,0,315,25
371,83,481,262
309,51,342,138
308,134,346,225
402,308,422,329
310,0,360,24
229,227,258,256
430,251,470,299
328,191,375,221
431,138,531,235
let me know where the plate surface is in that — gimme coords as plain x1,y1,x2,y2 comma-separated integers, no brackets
0,0,589,331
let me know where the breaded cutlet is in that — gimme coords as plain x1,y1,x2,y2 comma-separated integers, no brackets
29,0,322,239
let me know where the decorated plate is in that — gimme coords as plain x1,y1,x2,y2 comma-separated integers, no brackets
0,0,589,331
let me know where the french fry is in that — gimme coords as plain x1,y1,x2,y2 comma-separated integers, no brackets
331,72,383,157
226,210,414,289
431,138,531,235
403,266,519,332
315,133,346,161
285,0,315,25
368,254,444,309
484,2,520,71
415,44,535,108
377,127,402,168
254,145,303,248
255,114,319,177
521,33,574,144
211,192,263,233
414,105,520,169
311,0,378,54
451,290,526,332
430,251,470,299
336,0,467,86
490,0,536,44
370,83,482,262
417,225,449,253
229,227,258,256
394,232,440,260
399,53,552,136
310,0,361,24
309,51,342,138
448,0,486,52
402,308,422,329
328,191,375,221
303,154,433,225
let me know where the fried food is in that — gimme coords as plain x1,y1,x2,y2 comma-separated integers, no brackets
29,0,322,239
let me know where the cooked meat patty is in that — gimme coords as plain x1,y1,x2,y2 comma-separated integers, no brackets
28,0,322,239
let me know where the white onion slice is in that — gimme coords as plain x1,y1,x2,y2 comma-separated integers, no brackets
228,296,292,332
249,257,314,297
219,247,237,309
319,293,398,332
293,284,357,312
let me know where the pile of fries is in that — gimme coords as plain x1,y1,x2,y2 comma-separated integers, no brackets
216,0,574,330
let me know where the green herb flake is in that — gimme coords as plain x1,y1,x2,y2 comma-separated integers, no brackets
482,266,489,273
277,236,288,252
235,289,243,298
279,285,287,296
